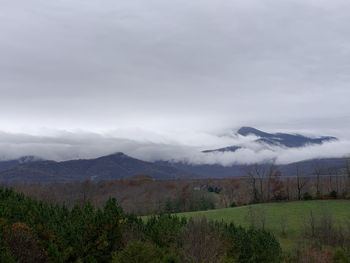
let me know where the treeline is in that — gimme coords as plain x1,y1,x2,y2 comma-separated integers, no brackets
8,173,350,216
7,159,350,216
0,187,281,263
244,163,350,204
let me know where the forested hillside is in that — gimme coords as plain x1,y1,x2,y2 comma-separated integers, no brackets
0,187,281,263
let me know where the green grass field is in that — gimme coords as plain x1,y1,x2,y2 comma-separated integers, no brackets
176,200,350,250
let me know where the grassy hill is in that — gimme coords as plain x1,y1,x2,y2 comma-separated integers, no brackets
176,200,350,250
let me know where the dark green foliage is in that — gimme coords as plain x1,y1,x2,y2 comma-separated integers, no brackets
161,192,215,213
0,187,282,263
315,191,322,200
225,225,282,263
333,249,350,263
0,188,123,262
329,190,338,199
145,215,186,248
230,202,237,207
112,241,180,263
303,192,313,200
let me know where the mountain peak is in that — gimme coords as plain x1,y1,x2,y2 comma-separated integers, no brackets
204,127,339,153
99,152,131,160
111,152,128,157
17,156,43,163
237,127,270,137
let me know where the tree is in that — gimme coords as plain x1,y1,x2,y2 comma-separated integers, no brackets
3,222,47,263
313,161,323,198
266,163,283,201
296,165,308,200
222,179,240,207
247,164,266,203
181,218,225,263
269,170,285,201
346,158,350,178
112,241,176,263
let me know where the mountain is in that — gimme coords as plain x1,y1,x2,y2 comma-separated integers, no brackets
237,126,337,147
0,153,192,183
279,158,349,176
0,128,344,182
0,153,348,182
0,156,42,173
156,160,248,177
203,127,337,153
157,157,349,178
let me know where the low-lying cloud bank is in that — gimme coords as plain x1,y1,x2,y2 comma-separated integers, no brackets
0,129,349,166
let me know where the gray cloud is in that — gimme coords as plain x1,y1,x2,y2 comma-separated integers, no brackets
0,0,350,158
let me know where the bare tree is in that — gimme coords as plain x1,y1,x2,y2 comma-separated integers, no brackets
345,158,350,194
346,158,350,178
327,167,336,193
222,179,240,207
313,161,323,198
182,218,225,263
266,163,277,201
285,177,291,200
296,165,308,200
246,166,259,203
246,164,267,203
269,170,285,201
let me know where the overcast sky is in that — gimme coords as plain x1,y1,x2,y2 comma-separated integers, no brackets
0,0,350,162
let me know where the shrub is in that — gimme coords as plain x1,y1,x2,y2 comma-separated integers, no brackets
230,202,237,208
329,190,338,199
303,192,313,200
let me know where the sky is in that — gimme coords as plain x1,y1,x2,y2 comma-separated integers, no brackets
0,0,350,163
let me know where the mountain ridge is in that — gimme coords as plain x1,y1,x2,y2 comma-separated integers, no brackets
0,152,193,183
204,126,337,153
0,127,345,182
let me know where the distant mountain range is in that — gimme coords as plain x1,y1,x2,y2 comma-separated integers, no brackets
203,126,337,153
157,158,348,178
0,156,43,173
0,153,193,183
0,127,346,183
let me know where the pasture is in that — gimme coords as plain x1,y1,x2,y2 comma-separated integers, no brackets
176,200,350,250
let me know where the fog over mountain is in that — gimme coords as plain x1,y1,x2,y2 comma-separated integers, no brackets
0,127,349,166
1,0,350,164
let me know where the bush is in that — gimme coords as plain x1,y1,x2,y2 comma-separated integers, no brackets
329,190,338,199
230,202,237,208
303,192,313,200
